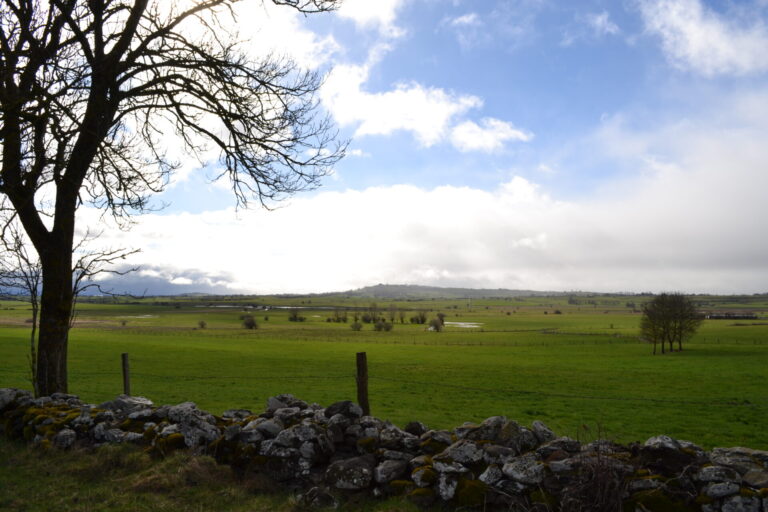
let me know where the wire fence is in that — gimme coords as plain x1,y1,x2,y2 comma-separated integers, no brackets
3,357,766,410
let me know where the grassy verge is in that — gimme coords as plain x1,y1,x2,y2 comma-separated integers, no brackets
0,438,423,512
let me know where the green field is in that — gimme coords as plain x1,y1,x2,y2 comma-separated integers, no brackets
1,293,767,450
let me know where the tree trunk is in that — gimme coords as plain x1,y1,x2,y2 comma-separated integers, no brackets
36,245,74,396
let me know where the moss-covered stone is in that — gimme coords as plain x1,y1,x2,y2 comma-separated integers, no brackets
356,436,378,453
419,437,449,454
388,479,415,495
411,466,438,487
695,493,714,505
118,419,146,433
623,489,697,512
407,487,436,508
154,433,186,456
455,478,487,507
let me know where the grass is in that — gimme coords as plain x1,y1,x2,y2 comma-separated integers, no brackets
1,294,767,450
0,438,424,512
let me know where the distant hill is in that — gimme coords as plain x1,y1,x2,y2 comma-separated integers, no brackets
336,284,570,300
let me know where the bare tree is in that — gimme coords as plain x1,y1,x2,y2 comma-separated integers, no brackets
1,219,137,394
70,229,139,327
640,293,703,355
0,222,41,396
0,0,344,395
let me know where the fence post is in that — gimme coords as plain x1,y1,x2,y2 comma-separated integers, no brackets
121,353,131,396
356,352,370,416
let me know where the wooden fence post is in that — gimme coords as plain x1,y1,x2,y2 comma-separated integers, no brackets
356,352,370,416
121,353,131,396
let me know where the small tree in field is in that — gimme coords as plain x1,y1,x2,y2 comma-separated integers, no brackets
242,315,257,330
640,293,702,355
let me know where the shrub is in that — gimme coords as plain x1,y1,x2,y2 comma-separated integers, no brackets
374,321,393,332
242,315,258,330
288,309,305,322
428,318,443,332
410,311,427,324
198,320,207,329
350,322,363,331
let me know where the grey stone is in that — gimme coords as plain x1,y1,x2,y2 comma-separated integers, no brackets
678,439,706,457
455,416,506,441
439,439,485,466
380,425,415,450
696,465,742,483
0,388,32,412
266,396,288,413
706,482,740,498
628,478,662,492
502,453,545,485
99,395,154,414
123,432,144,443
531,420,555,444
644,435,681,451
159,423,180,436
71,408,94,429
261,440,299,459
409,455,432,470
273,407,301,424
479,464,503,485
548,459,575,473
272,393,309,410
412,466,437,487
224,425,241,442
483,444,518,465
53,428,77,449
222,409,252,420
722,495,761,512
244,418,283,439
374,460,408,483
325,455,375,490
432,456,469,474
381,450,412,461
494,479,527,495
324,401,363,419
711,447,768,474
298,486,338,509
743,469,768,488
419,429,453,452
537,437,581,457
404,421,428,437
274,423,326,448
165,402,220,448
437,473,458,501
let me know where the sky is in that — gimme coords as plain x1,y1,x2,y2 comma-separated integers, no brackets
82,0,768,295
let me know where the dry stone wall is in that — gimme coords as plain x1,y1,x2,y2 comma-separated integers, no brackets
1,387,767,511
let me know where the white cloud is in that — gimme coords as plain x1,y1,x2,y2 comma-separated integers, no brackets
586,11,620,37
235,1,340,69
322,63,482,146
450,118,533,152
449,13,481,27
638,0,768,76
84,88,768,295
337,0,406,37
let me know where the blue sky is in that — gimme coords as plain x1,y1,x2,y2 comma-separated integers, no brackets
84,0,768,295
